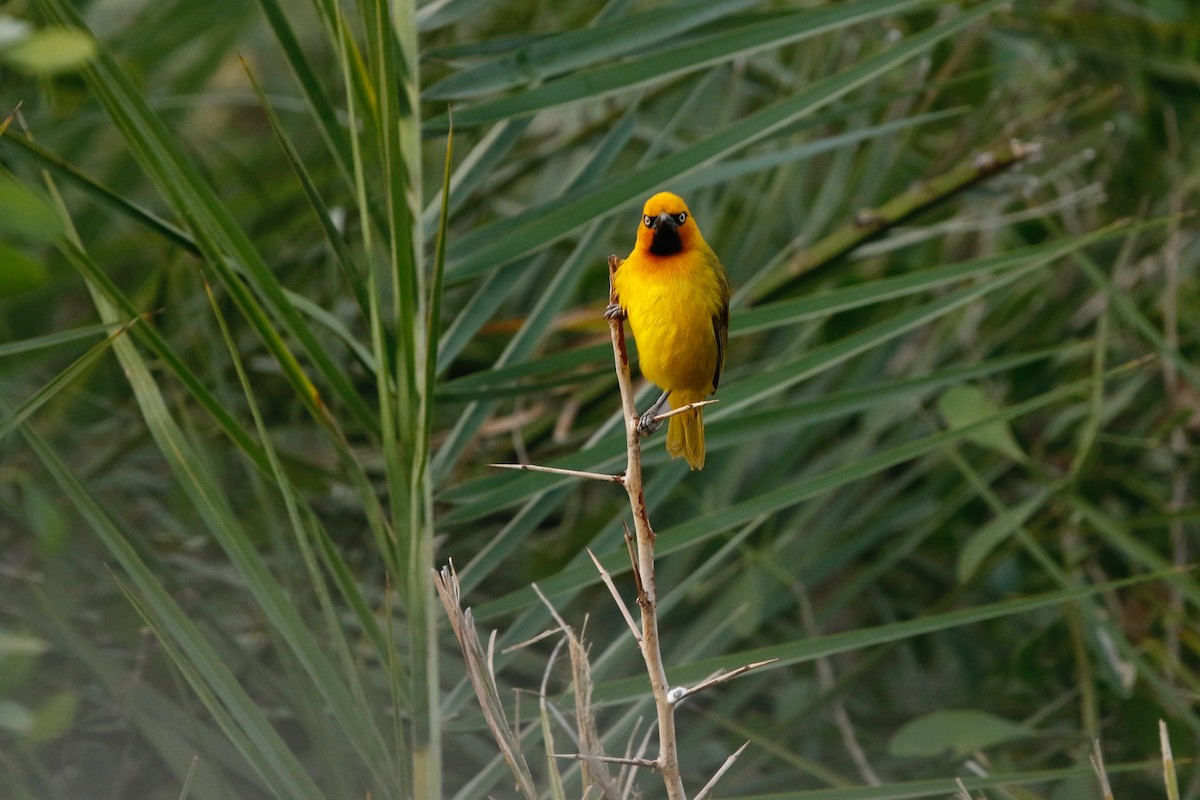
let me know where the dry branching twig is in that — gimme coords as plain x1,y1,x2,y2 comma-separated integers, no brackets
531,584,619,799
432,258,752,800
606,254,688,800
432,562,538,800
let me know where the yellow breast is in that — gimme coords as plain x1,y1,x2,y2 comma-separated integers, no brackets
613,248,724,394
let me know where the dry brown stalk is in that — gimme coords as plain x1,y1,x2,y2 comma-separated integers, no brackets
693,740,750,800
530,584,618,799
606,254,687,800
431,563,538,800
1089,738,1114,800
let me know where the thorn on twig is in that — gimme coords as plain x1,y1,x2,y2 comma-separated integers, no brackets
489,462,625,484
551,752,660,770
586,547,642,643
693,740,750,800
621,518,643,595
668,659,779,704
651,398,719,423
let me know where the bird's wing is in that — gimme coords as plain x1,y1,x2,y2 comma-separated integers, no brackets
712,301,729,391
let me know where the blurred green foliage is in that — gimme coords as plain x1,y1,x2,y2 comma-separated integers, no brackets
1,0,1198,798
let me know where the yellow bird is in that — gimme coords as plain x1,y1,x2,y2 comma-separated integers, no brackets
607,191,730,470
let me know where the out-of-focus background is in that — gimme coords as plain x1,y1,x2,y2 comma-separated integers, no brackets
1,1,1197,798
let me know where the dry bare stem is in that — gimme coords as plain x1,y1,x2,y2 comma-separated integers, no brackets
532,585,619,799
692,741,749,800
618,719,655,800
539,638,569,800
432,562,538,800
1089,738,1114,800
607,254,687,800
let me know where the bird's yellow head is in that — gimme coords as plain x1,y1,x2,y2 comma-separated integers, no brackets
635,191,702,257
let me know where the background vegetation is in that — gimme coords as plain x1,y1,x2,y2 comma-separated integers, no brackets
1,0,1198,797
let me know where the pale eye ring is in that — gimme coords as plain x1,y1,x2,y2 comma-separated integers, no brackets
643,215,654,228
676,212,687,225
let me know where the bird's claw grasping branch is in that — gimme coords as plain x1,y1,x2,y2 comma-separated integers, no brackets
636,391,670,437
603,302,626,321
636,410,661,436
638,397,720,438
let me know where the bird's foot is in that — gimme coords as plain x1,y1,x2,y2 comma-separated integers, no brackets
604,302,625,321
636,408,663,437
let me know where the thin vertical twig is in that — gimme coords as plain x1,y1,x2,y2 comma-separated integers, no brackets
606,255,688,800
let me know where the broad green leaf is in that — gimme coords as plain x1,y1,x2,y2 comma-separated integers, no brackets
0,629,49,657
0,15,32,47
0,243,48,295
0,179,63,242
888,709,1035,758
938,384,1025,461
958,490,1049,582
0,25,95,74
23,691,77,743
0,700,31,734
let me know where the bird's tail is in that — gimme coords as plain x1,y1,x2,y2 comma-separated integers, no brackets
666,390,706,470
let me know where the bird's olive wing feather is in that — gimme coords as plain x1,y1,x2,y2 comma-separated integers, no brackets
712,301,729,391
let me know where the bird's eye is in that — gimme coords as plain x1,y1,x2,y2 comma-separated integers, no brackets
643,215,654,228
676,212,687,225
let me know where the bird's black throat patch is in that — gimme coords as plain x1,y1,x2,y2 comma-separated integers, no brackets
649,225,682,255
